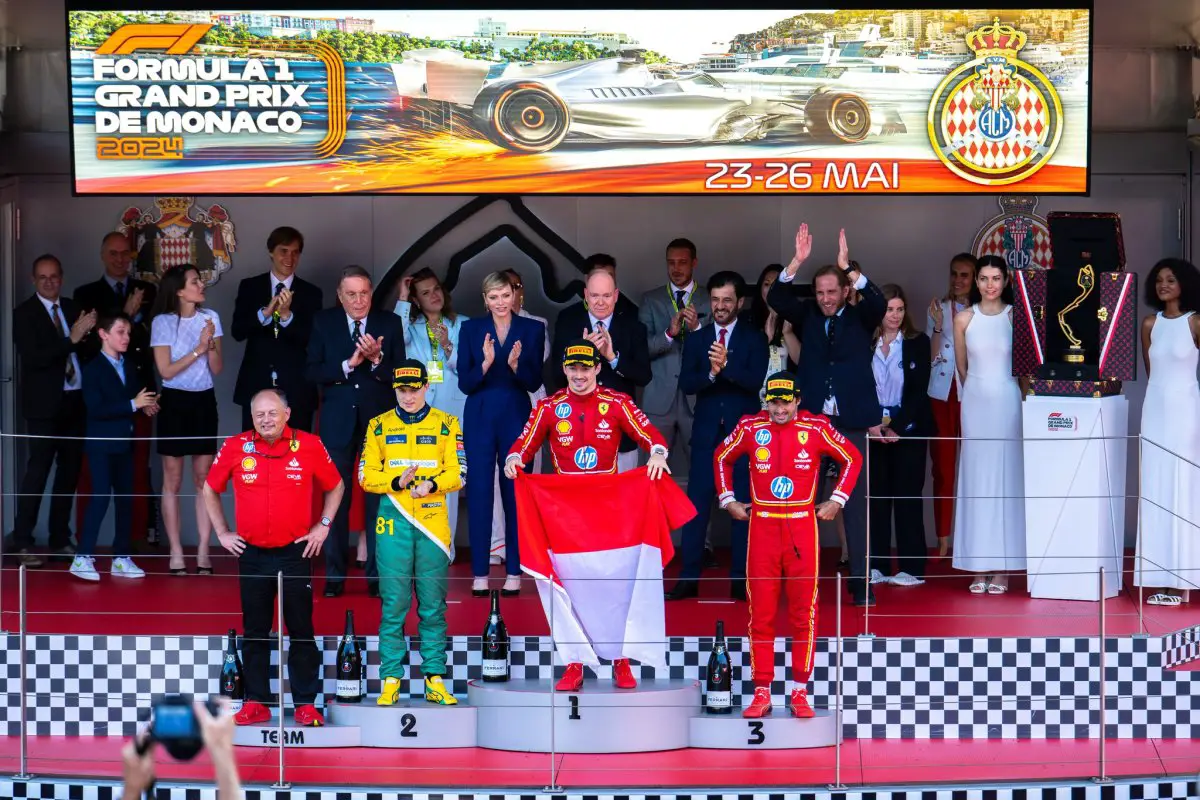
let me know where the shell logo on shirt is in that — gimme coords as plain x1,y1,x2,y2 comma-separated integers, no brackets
574,446,599,470
754,447,770,462
555,420,572,434
241,457,256,471
770,476,795,499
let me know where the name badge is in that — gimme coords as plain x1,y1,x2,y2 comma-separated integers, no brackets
426,360,444,384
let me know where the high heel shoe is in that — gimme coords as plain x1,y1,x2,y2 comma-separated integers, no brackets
501,575,521,597
472,577,489,597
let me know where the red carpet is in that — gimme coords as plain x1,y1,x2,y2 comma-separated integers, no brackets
0,735,1182,787
1,548,1196,639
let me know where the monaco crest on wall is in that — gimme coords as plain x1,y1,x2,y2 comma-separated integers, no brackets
115,196,237,286
972,195,1052,271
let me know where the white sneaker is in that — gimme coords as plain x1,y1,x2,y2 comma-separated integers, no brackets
70,556,100,582
869,568,891,585
111,557,146,579
891,572,925,587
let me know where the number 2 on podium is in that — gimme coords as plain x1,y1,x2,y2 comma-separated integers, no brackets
568,695,581,720
746,721,765,745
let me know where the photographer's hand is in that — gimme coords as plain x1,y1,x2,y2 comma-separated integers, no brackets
196,698,242,800
121,730,156,798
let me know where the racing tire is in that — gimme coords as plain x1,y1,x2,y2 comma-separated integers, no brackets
805,90,872,144
472,82,571,154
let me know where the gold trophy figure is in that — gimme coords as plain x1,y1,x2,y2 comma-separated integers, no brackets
1057,264,1095,364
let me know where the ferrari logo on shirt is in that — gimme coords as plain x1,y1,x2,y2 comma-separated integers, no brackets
798,431,809,445
290,439,300,452
598,402,610,415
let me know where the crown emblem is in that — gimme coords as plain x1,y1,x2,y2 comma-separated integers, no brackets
966,17,1028,58
154,196,194,213
999,196,1039,217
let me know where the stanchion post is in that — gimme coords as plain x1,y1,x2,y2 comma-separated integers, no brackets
15,564,30,780
272,571,290,789
545,572,561,792
829,572,845,790
1136,435,1145,636
863,435,871,638
1093,566,1111,785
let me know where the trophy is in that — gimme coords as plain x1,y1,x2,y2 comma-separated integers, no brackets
1010,213,1137,397
1057,264,1095,364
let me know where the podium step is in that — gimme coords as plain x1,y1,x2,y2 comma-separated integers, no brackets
689,710,840,749
328,699,478,747
468,678,700,753
231,710,360,748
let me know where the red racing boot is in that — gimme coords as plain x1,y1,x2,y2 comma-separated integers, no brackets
789,688,815,718
233,701,270,726
612,658,637,689
555,662,585,691
742,686,773,718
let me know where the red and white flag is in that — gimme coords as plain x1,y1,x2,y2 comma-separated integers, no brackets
516,468,696,669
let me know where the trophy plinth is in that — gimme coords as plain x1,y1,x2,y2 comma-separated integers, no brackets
1063,346,1086,364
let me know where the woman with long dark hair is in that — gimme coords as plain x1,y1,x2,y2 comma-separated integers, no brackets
926,253,977,559
750,264,801,405
1136,257,1200,605
868,284,933,586
149,264,224,575
951,255,1025,594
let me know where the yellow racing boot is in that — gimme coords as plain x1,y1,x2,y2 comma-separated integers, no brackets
424,675,458,705
377,676,402,706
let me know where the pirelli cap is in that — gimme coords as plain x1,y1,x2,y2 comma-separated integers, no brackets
562,339,601,367
393,360,428,388
763,371,798,402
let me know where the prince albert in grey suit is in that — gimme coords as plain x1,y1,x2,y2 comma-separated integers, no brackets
638,238,712,467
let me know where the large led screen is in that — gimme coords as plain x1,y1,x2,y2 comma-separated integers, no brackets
67,7,1092,194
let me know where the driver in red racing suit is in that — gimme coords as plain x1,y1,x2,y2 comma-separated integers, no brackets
715,371,861,719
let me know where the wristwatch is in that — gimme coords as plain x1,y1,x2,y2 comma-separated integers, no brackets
650,444,668,458
319,516,332,528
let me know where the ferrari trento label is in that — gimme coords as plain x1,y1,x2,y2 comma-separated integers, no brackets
67,8,1088,194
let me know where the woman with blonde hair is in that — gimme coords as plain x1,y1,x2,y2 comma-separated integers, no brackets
458,271,547,596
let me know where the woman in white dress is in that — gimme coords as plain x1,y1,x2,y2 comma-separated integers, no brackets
951,255,1026,594
1136,258,1200,606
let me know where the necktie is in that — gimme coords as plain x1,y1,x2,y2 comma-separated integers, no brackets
594,319,605,334
114,281,125,301
274,282,284,298
675,290,688,339
52,305,75,383
718,327,728,347
352,320,361,342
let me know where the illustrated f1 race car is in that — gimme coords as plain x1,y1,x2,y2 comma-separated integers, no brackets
387,48,907,153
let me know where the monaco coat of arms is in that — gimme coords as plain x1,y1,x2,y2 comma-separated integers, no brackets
115,196,237,285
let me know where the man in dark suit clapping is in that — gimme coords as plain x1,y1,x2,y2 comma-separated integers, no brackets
767,223,886,607
231,226,323,432
552,268,651,472
665,271,768,601
9,255,96,566
306,266,405,597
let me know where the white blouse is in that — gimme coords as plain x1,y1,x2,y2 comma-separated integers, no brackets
151,309,223,391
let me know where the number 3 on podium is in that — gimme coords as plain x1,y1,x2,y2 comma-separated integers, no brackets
746,721,765,745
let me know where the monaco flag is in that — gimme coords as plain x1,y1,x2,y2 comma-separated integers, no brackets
515,468,696,669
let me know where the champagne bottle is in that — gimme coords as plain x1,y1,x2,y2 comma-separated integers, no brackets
704,620,732,714
481,589,510,682
336,610,363,703
219,628,244,713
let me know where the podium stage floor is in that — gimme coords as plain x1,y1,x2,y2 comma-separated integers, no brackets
2,549,1197,640
0,734,1194,788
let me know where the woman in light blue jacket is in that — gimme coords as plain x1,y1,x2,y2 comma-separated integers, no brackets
394,267,469,538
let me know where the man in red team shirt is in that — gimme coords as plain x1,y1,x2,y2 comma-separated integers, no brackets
202,388,345,727
715,372,861,719
504,339,670,691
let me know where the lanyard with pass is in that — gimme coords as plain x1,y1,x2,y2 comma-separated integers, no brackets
425,319,445,383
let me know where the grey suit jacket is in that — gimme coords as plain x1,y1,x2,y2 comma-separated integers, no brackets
638,283,711,416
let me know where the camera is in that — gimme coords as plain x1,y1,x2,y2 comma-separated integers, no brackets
139,693,219,761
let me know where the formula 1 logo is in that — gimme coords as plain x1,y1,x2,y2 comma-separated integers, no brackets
574,446,598,471
754,429,772,446
555,402,572,419
1046,412,1078,432
770,476,794,499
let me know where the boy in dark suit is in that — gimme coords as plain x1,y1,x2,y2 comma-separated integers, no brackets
73,313,159,581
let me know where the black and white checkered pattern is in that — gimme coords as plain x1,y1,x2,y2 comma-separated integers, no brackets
1162,624,1200,668
2,633,1196,738
0,779,1196,800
